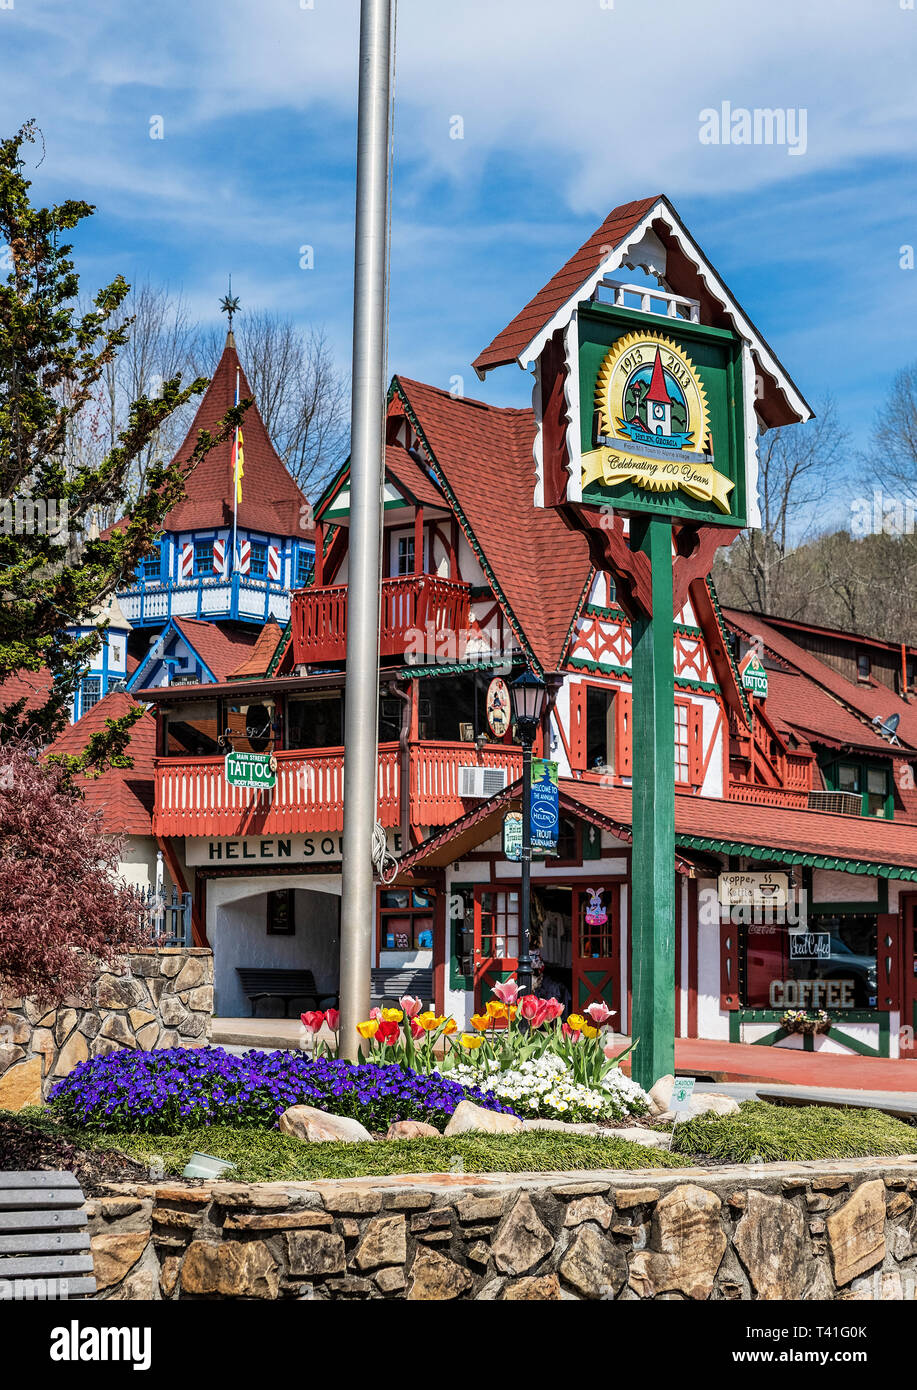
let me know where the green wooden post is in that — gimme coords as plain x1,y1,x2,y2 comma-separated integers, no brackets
629,513,675,1091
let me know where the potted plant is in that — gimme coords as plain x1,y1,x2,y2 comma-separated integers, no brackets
781,1008,831,1036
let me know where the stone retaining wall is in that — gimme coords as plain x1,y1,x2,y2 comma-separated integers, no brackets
0,948,213,1109
85,1155,917,1300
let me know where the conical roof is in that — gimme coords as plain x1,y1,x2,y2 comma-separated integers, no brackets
165,332,313,538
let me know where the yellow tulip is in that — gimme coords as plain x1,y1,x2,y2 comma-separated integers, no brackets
441,1018,457,1035
460,1033,483,1049
380,1007,403,1023
567,1014,585,1032
420,1014,444,1032
470,1013,490,1032
581,1022,598,1039
485,999,507,1019
356,1020,379,1039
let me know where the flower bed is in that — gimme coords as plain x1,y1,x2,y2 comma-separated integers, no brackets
448,1053,649,1122
48,1048,515,1135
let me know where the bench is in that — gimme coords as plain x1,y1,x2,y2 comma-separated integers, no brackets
236,967,338,1017
0,1171,96,1299
371,968,434,1009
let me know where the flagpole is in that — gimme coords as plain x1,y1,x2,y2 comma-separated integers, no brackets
338,0,392,1060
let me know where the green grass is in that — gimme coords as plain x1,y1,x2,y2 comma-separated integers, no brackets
670,1101,917,1165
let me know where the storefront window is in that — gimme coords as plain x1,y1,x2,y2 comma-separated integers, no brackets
162,700,222,756
224,699,275,754
287,693,343,748
742,914,878,1011
479,889,519,960
379,888,434,951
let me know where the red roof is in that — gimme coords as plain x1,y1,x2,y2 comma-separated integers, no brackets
47,691,156,836
230,620,284,678
383,444,448,510
473,196,658,375
0,667,54,715
724,608,917,751
568,780,917,875
394,377,592,671
130,333,312,539
170,617,260,682
646,348,669,405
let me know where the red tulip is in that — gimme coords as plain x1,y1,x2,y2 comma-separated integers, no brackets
519,994,540,1021
324,1009,340,1032
410,1019,425,1040
300,1011,324,1033
542,998,564,1021
376,1019,400,1045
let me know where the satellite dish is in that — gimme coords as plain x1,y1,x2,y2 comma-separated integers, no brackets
872,712,901,745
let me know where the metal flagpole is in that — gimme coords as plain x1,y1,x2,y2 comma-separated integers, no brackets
338,0,392,1060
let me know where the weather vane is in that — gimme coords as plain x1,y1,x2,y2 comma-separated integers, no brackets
219,274,240,330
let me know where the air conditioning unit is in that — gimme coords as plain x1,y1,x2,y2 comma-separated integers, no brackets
458,765,509,799
807,790,862,817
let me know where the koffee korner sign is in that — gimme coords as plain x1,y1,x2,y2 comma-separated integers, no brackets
186,830,403,868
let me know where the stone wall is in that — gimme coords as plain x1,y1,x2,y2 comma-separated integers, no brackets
84,1156,917,1301
0,948,213,1109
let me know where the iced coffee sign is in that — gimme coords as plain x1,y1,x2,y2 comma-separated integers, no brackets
718,871,788,909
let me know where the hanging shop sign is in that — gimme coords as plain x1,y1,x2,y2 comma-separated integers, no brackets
740,651,768,699
486,677,511,739
503,811,523,862
224,750,276,790
718,871,788,908
530,759,559,853
572,307,749,527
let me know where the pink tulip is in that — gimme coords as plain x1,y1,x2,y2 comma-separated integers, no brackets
324,1009,340,1032
584,1001,615,1026
561,1022,582,1041
492,979,520,1005
542,998,564,1021
400,995,423,1019
300,1011,324,1033
369,1007,382,1021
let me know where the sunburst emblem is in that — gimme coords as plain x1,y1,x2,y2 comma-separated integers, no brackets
594,330,710,463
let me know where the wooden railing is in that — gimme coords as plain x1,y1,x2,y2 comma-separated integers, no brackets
727,780,810,810
411,742,522,826
153,745,401,837
153,740,521,838
291,575,471,664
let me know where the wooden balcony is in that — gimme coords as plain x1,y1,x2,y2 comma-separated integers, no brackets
291,575,471,665
727,780,811,811
153,741,521,838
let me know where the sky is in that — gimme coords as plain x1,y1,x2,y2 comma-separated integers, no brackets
2,0,917,529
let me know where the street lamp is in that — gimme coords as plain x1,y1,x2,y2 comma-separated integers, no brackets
510,670,547,996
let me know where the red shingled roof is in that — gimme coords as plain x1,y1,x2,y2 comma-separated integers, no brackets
394,377,592,671
0,667,54,715
47,691,156,836
568,780,917,875
724,608,917,751
128,332,312,539
383,444,448,510
473,196,658,375
170,617,260,682
230,620,284,678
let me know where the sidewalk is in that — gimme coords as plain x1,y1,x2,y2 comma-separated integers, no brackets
672,1037,917,1093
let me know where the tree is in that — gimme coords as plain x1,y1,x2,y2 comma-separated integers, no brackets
0,122,245,756
193,311,349,497
713,397,847,615
0,738,148,1005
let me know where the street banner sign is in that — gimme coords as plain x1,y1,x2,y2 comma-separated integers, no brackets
225,750,276,790
530,759,559,853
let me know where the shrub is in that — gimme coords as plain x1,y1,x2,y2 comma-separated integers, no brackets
670,1100,917,1164
48,1046,516,1135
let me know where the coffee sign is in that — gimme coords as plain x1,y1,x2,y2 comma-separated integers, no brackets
718,871,788,908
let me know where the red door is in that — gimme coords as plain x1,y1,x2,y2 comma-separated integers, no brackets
572,885,620,1019
900,895,917,1049
473,887,519,1010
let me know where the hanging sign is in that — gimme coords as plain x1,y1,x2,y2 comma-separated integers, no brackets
503,811,522,862
224,750,276,790
573,308,749,528
740,651,768,699
486,677,511,739
530,759,559,853
718,871,788,908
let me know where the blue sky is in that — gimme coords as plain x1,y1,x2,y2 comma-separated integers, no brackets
3,0,917,528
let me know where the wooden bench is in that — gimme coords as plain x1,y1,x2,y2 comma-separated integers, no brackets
371,968,434,1009
0,1171,96,1299
236,967,335,1017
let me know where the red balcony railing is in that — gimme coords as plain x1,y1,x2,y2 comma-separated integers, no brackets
411,743,522,826
292,575,471,664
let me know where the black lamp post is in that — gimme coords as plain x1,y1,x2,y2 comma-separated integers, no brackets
510,670,548,996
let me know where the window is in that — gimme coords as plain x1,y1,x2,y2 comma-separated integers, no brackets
223,699,276,754
674,701,690,785
857,651,871,681
140,545,161,580
742,914,878,1011
296,547,314,587
866,767,889,818
162,700,221,756
829,760,891,819
287,693,343,749
478,889,519,961
396,535,415,576
249,541,267,578
586,686,616,770
379,888,435,952
193,541,214,577
80,677,100,713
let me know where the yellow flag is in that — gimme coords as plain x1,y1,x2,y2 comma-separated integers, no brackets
233,428,244,504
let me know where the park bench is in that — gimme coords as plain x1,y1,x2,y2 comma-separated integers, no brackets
371,967,434,1009
236,967,337,1017
0,1171,96,1299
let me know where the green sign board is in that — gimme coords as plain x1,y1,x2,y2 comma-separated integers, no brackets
576,304,747,528
225,750,276,790
741,653,768,699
